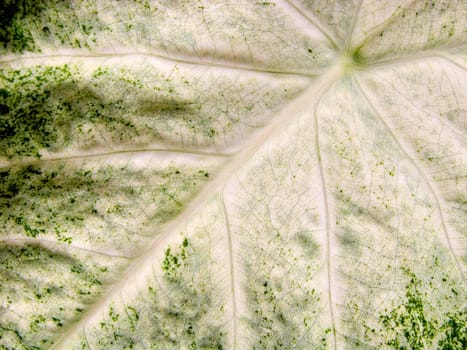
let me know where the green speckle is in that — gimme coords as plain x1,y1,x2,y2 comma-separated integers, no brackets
109,307,120,322
29,315,46,332
255,1,276,5
162,238,191,279
198,170,209,178
51,317,63,327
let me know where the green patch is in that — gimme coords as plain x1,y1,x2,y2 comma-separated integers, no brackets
438,308,467,350
0,0,105,53
29,315,46,332
378,267,466,349
162,238,190,279
0,164,99,240
0,65,143,159
379,268,437,349
0,65,76,158
0,0,46,52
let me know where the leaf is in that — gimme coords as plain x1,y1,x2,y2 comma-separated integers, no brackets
0,1,465,349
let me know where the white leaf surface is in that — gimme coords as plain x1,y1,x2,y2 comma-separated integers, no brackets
0,1,465,349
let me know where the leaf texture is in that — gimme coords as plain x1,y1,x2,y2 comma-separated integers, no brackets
0,1,465,349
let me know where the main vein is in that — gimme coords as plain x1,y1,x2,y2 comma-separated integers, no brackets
0,147,231,170
346,0,363,51
220,193,238,350
0,49,318,77
313,93,338,350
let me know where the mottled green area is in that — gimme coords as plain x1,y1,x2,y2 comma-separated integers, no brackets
0,62,304,159
0,0,175,54
0,63,191,159
0,162,210,248
80,237,226,349
0,65,74,158
0,64,144,159
379,268,438,349
0,0,105,54
87,64,216,145
379,268,467,350
0,0,45,52
438,308,467,349
29,0,102,50
0,243,120,349
0,160,212,349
